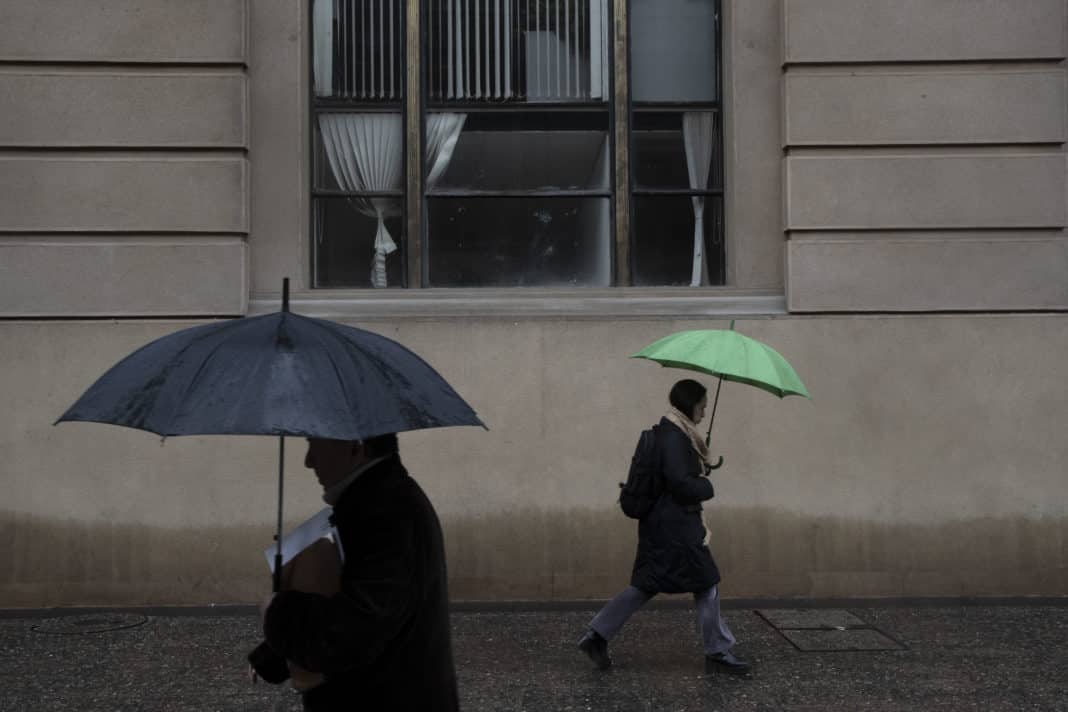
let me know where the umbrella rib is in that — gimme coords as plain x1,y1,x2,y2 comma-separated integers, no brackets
167,319,262,430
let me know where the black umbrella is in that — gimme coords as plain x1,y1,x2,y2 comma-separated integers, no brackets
56,279,484,590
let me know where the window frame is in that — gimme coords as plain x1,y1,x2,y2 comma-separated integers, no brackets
419,0,617,287
626,0,725,287
307,0,730,290
309,0,410,288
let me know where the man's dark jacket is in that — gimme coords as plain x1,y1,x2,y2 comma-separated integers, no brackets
254,453,459,711
630,417,721,594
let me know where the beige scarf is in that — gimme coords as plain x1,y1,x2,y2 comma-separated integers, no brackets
664,406,711,467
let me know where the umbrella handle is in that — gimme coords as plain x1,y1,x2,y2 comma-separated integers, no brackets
704,456,724,474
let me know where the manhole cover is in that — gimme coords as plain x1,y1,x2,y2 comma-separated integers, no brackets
779,628,905,652
31,613,148,635
757,609,867,629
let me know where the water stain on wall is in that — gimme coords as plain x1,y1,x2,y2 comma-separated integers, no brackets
1,507,1065,607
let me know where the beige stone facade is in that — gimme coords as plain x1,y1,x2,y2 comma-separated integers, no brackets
1,1,1065,605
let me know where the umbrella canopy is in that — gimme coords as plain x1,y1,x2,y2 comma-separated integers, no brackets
632,328,809,399
56,311,484,439
56,281,484,592
631,324,809,471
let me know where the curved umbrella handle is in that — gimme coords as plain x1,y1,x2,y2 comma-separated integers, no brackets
704,456,724,474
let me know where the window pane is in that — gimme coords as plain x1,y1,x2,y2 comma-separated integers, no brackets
633,111,720,190
632,195,723,286
425,0,610,104
313,0,405,100
313,198,406,288
427,197,611,286
631,0,718,103
427,112,610,191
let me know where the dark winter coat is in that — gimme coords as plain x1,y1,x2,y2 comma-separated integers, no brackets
629,417,721,594
256,454,459,712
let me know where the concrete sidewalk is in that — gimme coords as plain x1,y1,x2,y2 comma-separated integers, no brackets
1,600,1066,711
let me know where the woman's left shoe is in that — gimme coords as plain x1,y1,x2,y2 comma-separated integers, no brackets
705,650,752,676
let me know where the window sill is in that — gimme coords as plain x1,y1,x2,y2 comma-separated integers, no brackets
248,288,786,320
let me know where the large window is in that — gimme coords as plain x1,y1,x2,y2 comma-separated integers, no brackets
310,0,722,288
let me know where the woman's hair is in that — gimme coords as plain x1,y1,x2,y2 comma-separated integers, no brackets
669,379,707,420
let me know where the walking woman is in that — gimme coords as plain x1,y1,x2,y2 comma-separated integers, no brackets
578,379,751,675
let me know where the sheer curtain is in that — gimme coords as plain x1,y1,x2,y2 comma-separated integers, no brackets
425,113,467,188
318,113,404,287
682,111,715,287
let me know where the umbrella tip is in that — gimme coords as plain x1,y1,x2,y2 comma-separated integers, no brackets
282,277,290,313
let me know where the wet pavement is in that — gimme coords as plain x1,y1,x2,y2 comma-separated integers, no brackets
1,600,1066,711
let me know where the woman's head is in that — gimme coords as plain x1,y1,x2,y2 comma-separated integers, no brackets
669,379,708,423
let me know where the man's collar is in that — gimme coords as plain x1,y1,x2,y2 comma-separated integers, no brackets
322,454,391,506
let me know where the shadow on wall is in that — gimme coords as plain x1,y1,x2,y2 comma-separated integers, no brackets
1,507,1065,607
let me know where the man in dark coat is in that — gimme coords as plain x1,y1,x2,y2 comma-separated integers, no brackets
249,434,460,711
578,379,750,676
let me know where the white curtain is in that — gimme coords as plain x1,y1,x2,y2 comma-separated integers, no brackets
426,113,467,188
313,0,334,96
318,113,403,287
683,111,715,287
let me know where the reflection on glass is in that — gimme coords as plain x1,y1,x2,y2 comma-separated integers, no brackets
632,195,723,286
633,112,720,190
631,0,718,103
313,199,406,288
425,0,610,103
426,112,610,191
427,197,611,286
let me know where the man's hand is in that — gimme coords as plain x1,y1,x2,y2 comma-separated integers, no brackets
258,593,276,621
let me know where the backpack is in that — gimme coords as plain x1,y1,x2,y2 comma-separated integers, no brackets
618,425,661,519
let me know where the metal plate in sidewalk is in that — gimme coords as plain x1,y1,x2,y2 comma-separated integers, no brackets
779,627,905,652
756,609,907,652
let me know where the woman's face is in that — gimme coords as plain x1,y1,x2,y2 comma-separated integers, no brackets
692,395,708,424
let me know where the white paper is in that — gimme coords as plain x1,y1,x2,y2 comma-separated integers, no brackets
264,507,337,574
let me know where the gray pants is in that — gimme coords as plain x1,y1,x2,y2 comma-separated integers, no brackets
588,585,736,656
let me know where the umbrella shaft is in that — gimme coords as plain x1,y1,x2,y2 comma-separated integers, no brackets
706,376,723,444
273,435,285,593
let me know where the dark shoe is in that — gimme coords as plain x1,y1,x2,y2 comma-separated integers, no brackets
705,650,751,676
578,630,612,670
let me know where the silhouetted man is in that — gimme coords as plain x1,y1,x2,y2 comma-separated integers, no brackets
249,434,459,711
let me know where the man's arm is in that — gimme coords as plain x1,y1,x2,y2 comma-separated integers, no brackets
263,513,418,676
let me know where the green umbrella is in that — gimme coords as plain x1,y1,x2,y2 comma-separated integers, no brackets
631,321,809,469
